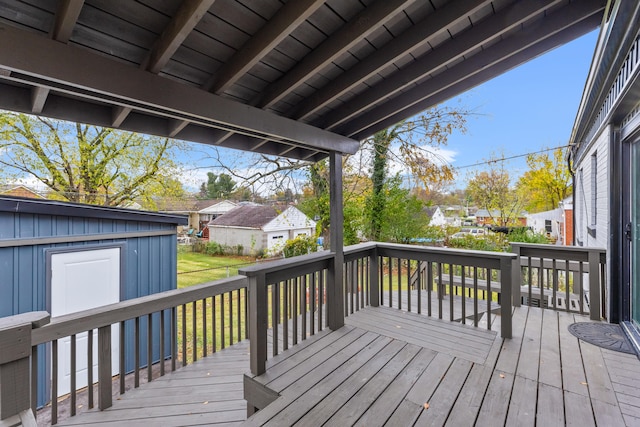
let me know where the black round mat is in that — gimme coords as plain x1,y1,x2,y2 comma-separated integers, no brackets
568,322,635,354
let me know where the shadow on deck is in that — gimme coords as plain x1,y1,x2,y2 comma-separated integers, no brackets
53,305,640,427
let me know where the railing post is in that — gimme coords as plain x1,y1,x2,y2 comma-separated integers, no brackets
510,244,522,307
500,257,513,339
248,273,267,375
588,249,601,320
98,325,112,410
328,151,345,330
369,248,379,307
0,311,49,421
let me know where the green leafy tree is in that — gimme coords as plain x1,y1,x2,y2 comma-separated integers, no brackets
467,163,524,227
517,148,572,212
0,113,184,206
204,172,236,199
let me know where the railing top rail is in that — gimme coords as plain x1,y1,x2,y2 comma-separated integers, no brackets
239,251,335,279
511,242,607,262
31,275,248,346
373,242,517,268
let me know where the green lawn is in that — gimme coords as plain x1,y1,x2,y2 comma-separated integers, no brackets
177,252,256,288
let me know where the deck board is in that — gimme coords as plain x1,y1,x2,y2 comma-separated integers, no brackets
51,303,640,427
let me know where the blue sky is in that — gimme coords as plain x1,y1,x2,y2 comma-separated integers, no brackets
440,29,599,187
184,29,599,193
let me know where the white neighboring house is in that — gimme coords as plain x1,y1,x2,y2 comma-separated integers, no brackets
208,205,316,256
527,208,563,244
198,200,238,225
425,206,446,227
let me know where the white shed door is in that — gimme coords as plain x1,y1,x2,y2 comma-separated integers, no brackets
51,248,121,396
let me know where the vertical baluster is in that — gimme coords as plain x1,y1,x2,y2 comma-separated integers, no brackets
551,259,558,310
229,290,234,346
379,256,384,306
486,269,491,331
191,301,197,362
135,317,141,386
212,295,217,353
180,306,186,367
310,272,316,335
397,258,402,310
527,257,532,306
273,282,279,356
237,289,242,342
283,280,289,351
147,313,153,381
318,272,324,331
52,339,58,425
70,334,76,416
31,345,38,415
417,261,422,314
407,260,412,312
293,278,298,346
461,266,466,324
221,293,226,350
120,321,126,392
438,263,443,319
301,275,307,340
359,258,364,309
565,260,571,312
202,298,208,358
349,261,354,314
88,329,94,408
171,307,177,372
388,257,393,308
473,267,479,327
538,257,544,308
427,262,433,316
160,310,165,377
245,288,249,339
449,264,454,322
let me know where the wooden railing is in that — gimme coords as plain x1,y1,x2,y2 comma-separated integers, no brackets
511,243,607,320
245,243,517,376
0,276,248,425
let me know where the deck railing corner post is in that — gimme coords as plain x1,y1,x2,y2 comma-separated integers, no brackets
248,273,267,375
0,311,49,421
588,249,601,320
500,256,513,339
327,252,345,330
369,246,380,307
510,244,522,307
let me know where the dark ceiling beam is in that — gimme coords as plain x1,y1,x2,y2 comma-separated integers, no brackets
31,0,84,113
291,0,492,121
349,11,604,140
0,23,359,155
322,0,565,131
255,0,416,110
205,0,325,95
112,0,215,127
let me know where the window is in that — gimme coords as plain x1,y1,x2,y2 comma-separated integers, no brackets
545,220,552,233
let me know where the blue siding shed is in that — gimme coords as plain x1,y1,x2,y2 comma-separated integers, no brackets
0,196,187,406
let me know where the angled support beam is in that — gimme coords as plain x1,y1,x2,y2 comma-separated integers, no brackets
339,0,605,138
0,23,359,155
205,0,325,94
291,0,492,120
256,0,415,109
143,0,216,74
350,12,603,140
51,0,84,42
34,0,84,115
30,86,49,113
112,105,132,127
322,0,564,131
167,118,189,137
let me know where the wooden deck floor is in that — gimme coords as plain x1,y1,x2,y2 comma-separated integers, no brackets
244,306,640,426
54,306,640,426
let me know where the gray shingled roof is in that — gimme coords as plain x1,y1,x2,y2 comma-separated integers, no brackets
209,205,279,229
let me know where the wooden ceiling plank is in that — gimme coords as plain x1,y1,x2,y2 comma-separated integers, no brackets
342,2,605,139
0,23,359,155
291,0,492,120
256,0,416,109
352,14,603,141
322,0,564,131
51,0,84,42
206,0,325,94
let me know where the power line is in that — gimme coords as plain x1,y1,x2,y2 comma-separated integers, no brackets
454,144,570,170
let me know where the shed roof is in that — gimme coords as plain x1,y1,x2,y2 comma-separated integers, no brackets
0,0,605,162
0,196,187,225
